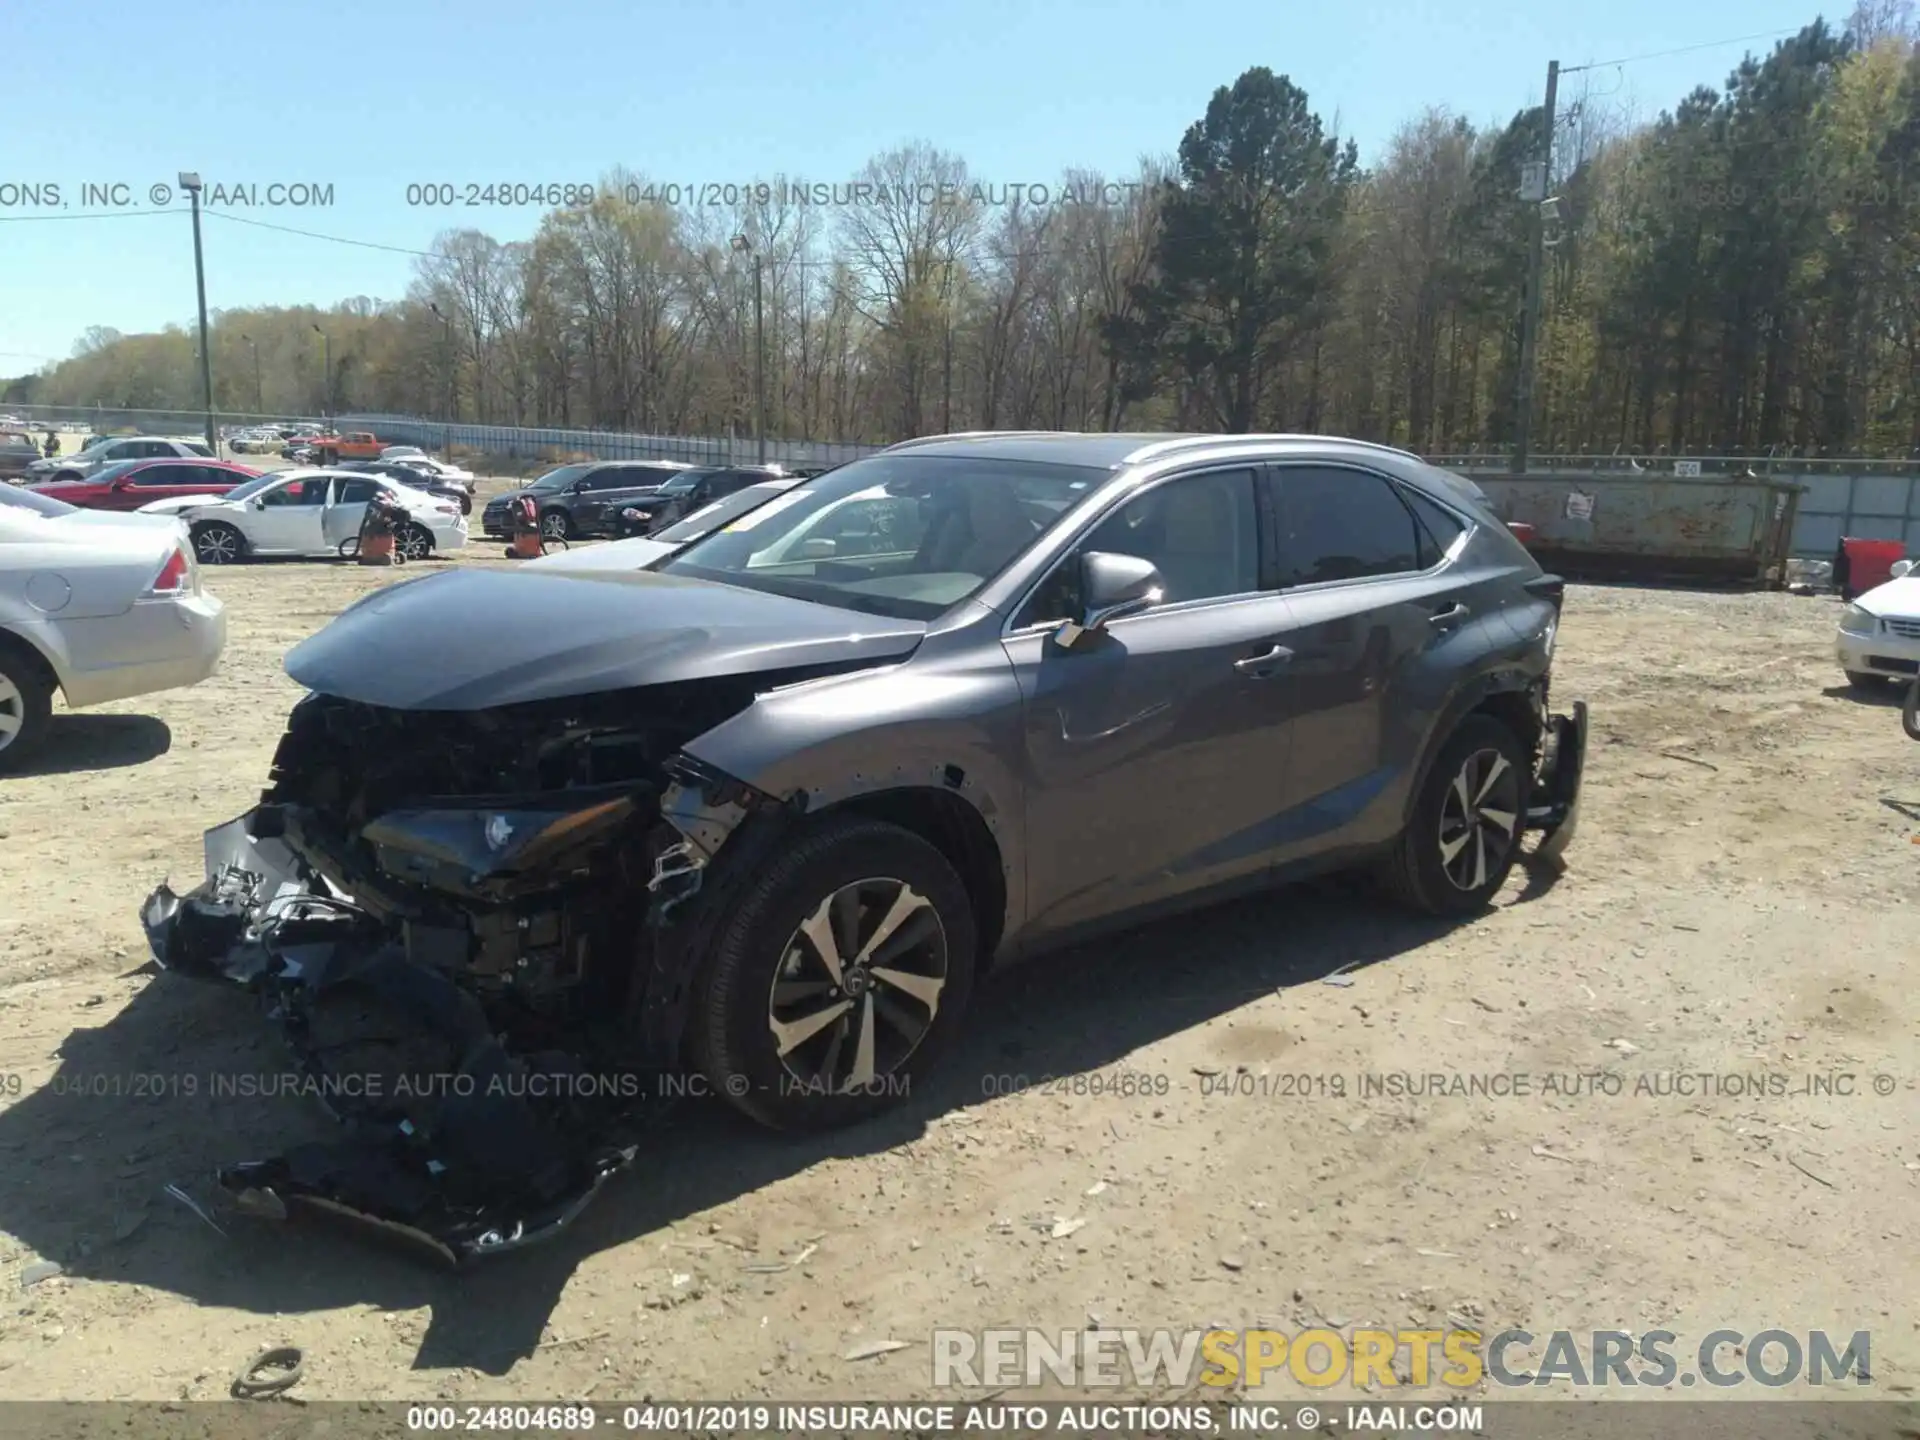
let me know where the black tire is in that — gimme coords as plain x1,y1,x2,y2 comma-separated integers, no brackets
1845,670,1887,691
191,521,246,566
1904,677,1920,741
541,508,574,541
0,639,54,774
689,816,977,1132
50,470,81,484
397,523,434,561
1384,714,1532,916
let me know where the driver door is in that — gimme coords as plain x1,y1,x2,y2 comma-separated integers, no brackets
999,466,1300,939
247,476,330,552
323,477,382,547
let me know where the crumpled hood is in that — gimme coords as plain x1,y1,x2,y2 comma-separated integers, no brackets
285,566,925,709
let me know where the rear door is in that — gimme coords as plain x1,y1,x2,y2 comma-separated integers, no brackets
1257,462,1485,863
1002,465,1301,937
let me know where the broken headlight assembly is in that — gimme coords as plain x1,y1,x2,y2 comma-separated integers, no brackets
359,789,642,901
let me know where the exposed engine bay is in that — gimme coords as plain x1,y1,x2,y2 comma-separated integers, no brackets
140,675,815,1266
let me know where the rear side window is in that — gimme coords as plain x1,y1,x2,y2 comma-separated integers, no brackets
1272,467,1423,586
1401,487,1468,568
184,441,214,457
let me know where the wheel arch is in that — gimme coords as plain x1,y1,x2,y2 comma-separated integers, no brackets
0,625,64,699
820,784,1009,966
1401,668,1545,828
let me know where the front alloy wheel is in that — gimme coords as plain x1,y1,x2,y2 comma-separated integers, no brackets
692,815,977,1130
541,509,572,540
192,523,242,565
768,879,949,1094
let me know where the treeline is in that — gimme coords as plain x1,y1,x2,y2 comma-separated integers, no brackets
12,5,1920,457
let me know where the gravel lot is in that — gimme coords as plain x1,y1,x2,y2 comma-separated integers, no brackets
0,523,1915,1403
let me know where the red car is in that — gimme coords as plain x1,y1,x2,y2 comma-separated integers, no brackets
27,457,260,511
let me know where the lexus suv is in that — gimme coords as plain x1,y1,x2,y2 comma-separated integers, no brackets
140,431,1585,1263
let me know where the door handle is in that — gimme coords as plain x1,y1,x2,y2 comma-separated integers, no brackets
1234,644,1294,676
1429,602,1470,627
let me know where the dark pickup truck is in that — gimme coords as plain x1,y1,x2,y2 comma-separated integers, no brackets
480,460,693,540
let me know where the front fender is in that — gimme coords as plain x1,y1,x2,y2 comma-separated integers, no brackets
678,645,1030,911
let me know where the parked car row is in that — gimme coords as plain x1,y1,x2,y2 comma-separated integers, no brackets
21,434,216,485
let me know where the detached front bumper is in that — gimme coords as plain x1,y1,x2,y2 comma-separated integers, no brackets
140,812,647,1266
1524,698,1586,866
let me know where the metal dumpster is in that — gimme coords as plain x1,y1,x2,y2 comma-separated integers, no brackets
1461,471,1802,584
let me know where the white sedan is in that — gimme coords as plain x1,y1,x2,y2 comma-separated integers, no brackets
138,468,468,564
1838,558,1920,687
0,485,227,771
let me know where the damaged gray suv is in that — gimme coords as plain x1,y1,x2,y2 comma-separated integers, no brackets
142,432,1586,1263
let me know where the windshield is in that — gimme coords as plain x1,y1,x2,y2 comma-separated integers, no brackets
80,460,142,486
0,485,78,517
654,480,799,542
655,468,711,495
661,454,1106,619
528,464,593,492
223,474,284,502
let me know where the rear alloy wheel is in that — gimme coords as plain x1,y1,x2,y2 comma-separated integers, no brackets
1384,715,1531,916
0,647,53,773
691,816,977,1131
191,521,245,565
541,509,573,541
398,523,434,561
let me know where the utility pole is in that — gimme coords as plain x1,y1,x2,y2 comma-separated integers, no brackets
311,323,331,422
1511,58,1559,475
180,173,216,450
429,302,456,422
731,234,766,463
241,333,261,413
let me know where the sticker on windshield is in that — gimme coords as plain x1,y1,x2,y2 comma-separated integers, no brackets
722,487,811,532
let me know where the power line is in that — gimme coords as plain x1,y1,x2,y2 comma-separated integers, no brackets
1563,26,1805,75
0,208,175,224
202,209,439,257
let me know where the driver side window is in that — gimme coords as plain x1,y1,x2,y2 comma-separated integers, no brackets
1015,469,1260,627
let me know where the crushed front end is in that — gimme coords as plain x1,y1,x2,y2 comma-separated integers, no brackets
140,682,789,1265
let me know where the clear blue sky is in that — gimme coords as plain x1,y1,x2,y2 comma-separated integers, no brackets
2,0,1833,374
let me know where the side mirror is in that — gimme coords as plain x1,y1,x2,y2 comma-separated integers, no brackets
1893,559,1914,579
1056,551,1164,647
252,497,267,510
798,537,838,560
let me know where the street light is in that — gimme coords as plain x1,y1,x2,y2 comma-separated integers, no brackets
240,332,261,414
731,233,766,464
179,172,216,450
311,322,330,422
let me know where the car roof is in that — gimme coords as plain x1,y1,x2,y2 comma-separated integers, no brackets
877,430,1431,472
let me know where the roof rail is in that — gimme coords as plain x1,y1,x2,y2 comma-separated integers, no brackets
1120,432,1424,465
881,430,1082,451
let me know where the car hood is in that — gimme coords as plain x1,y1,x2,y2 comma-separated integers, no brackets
138,494,233,516
27,479,98,495
1857,574,1920,617
284,566,927,709
522,536,679,573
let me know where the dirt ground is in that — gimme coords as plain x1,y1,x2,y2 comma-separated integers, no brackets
0,520,1915,1405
